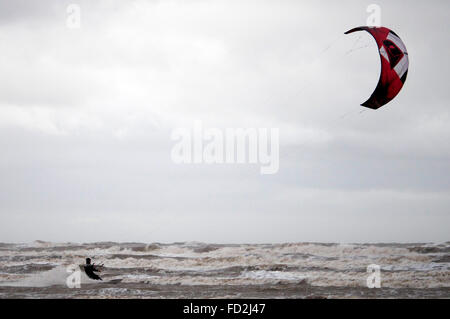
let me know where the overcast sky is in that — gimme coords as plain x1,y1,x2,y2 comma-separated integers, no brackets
0,0,448,243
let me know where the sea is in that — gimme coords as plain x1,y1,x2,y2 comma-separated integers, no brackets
0,241,448,298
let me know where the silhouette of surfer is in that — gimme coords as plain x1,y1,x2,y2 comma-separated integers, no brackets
83,258,103,280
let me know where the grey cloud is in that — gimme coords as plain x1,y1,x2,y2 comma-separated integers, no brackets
0,0,448,243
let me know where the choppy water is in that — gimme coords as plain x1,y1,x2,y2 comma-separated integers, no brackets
0,241,449,298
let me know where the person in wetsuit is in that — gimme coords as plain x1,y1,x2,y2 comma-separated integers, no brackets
83,258,103,281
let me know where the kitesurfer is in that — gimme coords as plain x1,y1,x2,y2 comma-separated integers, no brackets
83,258,103,281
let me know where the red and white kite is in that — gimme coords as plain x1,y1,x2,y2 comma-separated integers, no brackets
345,26,409,109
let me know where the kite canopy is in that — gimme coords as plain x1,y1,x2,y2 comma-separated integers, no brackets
345,26,409,109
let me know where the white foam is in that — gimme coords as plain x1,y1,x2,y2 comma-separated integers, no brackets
0,266,97,287
240,270,308,282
